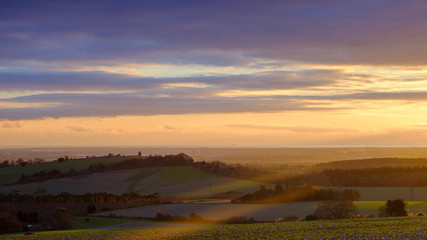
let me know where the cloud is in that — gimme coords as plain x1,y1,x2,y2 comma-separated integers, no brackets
66,126,90,132
1,1,427,66
228,124,356,133
164,125,180,130
1,121,21,128
0,69,339,92
0,92,326,120
2,1,427,121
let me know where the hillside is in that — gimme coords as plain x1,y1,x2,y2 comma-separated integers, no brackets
0,166,268,198
0,155,131,185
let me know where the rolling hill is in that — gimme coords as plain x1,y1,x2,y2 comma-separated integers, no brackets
0,156,130,185
0,165,268,198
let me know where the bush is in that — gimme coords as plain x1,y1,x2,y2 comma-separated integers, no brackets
276,215,300,222
305,214,318,221
221,216,255,224
314,201,358,220
54,207,71,230
0,212,21,234
380,199,408,217
86,204,96,214
155,211,171,221
188,213,203,222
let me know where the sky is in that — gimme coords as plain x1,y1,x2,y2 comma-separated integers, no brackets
1,0,427,147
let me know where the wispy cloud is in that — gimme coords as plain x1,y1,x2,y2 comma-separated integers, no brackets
228,124,357,133
1,121,21,128
66,126,91,132
164,125,180,130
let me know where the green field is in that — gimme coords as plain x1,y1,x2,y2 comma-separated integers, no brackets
0,166,268,197
3,217,426,239
95,201,427,221
0,156,128,185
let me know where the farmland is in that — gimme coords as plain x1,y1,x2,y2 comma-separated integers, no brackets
1,152,427,238
0,156,127,185
0,166,267,197
3,217,426,239
96,201,427,221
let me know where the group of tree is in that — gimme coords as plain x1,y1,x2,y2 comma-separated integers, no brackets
231,184,361,204
16,211,41,225
309,198,424,221
193,160,271,180
378,199,409,217
0,192,160,205
313,201,358,220
0,158,45,168
0,203,21,234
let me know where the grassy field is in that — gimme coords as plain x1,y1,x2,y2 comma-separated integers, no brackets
0,156,128,185
0,166,268,197
3,217,426,239
95,201,427,221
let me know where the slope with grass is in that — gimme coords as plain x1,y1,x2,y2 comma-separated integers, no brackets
4,217,426,239
0,166,268,197
95,201,427,221
0,156,130,185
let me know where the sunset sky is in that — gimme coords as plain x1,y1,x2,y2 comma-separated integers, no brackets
2,0,427,147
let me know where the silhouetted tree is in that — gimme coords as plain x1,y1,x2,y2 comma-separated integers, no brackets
385,199,408,217
314,201,358,220
54,207,71,229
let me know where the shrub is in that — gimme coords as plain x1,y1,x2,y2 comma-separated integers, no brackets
305,214,318,221
221,216,255,224
155,211,171,221
86,204,96,214
276,215,300,222
0,212,21,234
188,213,203,222
378,206,387,217
101,207,111,211
54,207,71,230
314,201,358,220
384,199,408,217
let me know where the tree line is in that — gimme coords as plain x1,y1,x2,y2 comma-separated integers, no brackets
320,167,427,187
0,192,160,204
231,184,361,204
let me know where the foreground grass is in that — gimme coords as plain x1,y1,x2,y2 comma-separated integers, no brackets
97,201,427,221
3,217,425,239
